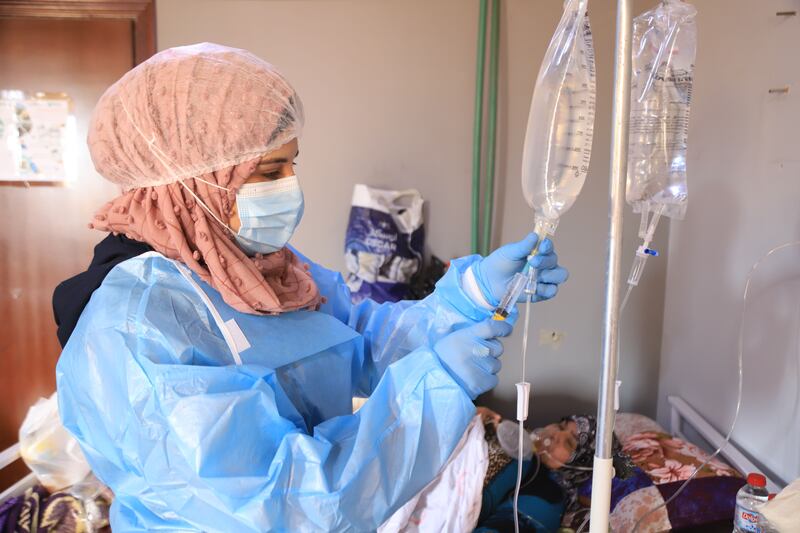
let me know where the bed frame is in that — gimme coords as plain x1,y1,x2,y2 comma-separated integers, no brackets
0,396,783,503
668,395,782,493
0,443,37,503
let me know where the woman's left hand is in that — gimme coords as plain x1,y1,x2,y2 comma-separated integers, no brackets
474,232,569,304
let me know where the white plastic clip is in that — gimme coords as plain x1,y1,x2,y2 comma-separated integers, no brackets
516,382,531,422
614,380,622,411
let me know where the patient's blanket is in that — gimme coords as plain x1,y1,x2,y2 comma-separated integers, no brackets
570,413,745,531
379,415,488,532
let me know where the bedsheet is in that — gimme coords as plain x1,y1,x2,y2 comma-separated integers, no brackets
565,413,744,532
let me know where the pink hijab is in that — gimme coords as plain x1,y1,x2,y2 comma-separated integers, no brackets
87,43,321,314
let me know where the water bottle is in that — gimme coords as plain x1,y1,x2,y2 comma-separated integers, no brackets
733,473,769,533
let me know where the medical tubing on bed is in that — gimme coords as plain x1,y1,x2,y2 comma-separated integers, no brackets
632,240,800,533
519,453,542,492
577,513,591,533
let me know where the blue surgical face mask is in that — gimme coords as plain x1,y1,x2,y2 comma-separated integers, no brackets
234,175,304,255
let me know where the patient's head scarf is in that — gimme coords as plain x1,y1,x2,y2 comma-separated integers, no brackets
551,415,635,516
86,43,320,314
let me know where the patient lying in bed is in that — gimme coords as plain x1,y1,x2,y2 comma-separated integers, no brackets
522,412,743,532
478,411,744,533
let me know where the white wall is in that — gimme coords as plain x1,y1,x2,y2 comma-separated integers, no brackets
657,0,800,485
157,0,666,424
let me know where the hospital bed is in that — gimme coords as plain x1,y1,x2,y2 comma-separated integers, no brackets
667,396,781,493
0,443,37,503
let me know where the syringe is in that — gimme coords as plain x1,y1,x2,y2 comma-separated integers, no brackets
492,228,551,321
492,264,535,321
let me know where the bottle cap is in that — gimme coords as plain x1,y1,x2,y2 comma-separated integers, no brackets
747,473,767,487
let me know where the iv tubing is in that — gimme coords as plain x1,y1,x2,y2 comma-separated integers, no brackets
471,0,488,254
513,417,524,533
631,240,800,532
481,0,501,256
589,0,633,531
620,283,633,312
519,453,542,492
513,279,534,533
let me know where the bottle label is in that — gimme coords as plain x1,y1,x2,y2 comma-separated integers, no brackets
734,505,762,533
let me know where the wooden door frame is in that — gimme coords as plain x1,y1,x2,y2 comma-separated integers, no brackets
0,1,156,65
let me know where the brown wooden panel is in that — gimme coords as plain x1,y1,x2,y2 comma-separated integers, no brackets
0,0,155,65
0,17,134,486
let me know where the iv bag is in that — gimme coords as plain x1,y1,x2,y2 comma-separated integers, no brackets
627,0,697,220
521,0,596,235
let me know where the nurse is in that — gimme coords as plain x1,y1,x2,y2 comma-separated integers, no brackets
55,43,569,531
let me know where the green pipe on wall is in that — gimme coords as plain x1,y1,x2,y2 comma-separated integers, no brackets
482,0,500,256
471,0,488,255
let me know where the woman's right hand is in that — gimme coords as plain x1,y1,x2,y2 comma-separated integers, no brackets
433,319,512,399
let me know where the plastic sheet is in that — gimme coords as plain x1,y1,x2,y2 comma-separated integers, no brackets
18,393,91,492
57,251,493,531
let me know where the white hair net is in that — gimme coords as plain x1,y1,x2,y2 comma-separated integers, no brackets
88,43,304,190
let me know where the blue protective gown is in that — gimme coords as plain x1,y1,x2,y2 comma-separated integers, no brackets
56,249,496,532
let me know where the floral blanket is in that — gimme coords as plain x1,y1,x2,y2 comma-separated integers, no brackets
575,468,746,531
567,414,745,532
622,431,740,483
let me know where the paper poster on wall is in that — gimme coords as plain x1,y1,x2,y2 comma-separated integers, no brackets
0,90,77,184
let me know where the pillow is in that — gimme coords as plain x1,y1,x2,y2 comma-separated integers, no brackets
614,412,666,442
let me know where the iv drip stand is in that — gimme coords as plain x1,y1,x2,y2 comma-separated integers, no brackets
589,0,633,531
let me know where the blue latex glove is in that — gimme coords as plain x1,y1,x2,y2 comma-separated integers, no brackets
434,319,513,399
474,232,569,306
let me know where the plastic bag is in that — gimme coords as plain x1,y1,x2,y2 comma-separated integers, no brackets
65,473,114,531
18,393,91,492
761,477,800,533
627,0,697,220
521,0,595,235
345,184,424,303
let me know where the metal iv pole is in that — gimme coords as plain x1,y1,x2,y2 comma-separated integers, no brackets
589,0,633,531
